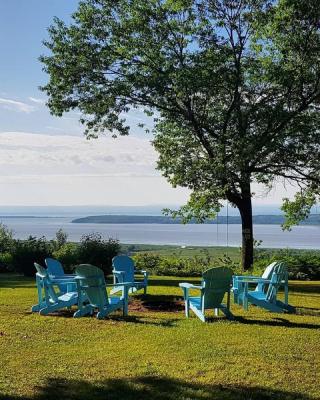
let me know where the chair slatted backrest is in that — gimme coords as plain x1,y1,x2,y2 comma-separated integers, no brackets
75,264,108,308
45,258,65,277
202,267,233,309
261,261,278,279
112,256,135,282
34,262,58,303
266,263,287,303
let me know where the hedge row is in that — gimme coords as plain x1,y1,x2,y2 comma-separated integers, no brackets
0,225,120,277
133,250,320,280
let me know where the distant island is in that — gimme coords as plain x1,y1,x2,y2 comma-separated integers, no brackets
72,214,320,225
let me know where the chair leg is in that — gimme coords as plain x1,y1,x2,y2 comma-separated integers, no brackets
73,305,92,318
284,284,289,305
185,301,189,318
243,296,249,311
123,300,128,317
221,306,234,320
233,292,238,304
31,304,41,312
97,309,108,319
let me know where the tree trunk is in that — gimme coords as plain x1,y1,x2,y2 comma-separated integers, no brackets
238,195,254,270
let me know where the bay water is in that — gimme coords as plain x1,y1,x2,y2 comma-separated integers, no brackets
0,216,319,249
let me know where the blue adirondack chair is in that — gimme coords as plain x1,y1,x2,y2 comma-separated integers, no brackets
241,263,295,313
111,255,148,295
179,267,234,322
232,261,282,305
73,264,131,319
45,257,77,293
31,263,78,315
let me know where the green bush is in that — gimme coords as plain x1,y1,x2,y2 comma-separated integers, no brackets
52,228,68,251
0,252,13,273
0,223,14,253
133,249,320,280
133,253,162,272
133,252,238,277
52,242,79,273
253,249,320,280
10,236,54,277
77,233,120,275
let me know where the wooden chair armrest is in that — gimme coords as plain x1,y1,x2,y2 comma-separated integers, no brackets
179,283,203,290
51,278,76,284
112,270,125,276
106,282,135,288
233,275,260,280
135,270,148,276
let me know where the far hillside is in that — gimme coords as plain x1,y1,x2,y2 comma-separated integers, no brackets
72,214,320,225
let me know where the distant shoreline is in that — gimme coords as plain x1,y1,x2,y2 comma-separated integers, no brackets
0,216,57,219
71,214,320,225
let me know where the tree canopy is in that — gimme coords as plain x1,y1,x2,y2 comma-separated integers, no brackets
41,0,320,268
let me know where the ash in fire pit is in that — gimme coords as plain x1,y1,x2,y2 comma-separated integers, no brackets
128,297,184,313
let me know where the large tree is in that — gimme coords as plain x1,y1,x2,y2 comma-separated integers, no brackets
41,0,320,269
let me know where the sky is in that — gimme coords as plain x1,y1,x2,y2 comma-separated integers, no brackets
0,1,297,209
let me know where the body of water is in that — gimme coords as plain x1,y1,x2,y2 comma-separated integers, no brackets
0,216,319,249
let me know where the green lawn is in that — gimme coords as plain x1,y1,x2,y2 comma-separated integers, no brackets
122,244,241,261
0,274,319,400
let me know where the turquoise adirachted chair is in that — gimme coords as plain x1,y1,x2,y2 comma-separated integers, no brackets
45,257,77,294
241,263,295,313
73,264,131,319
31,263,78,315
232,261,283,305
112,255,148,295
179,267,234,322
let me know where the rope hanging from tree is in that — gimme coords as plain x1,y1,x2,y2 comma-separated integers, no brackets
226,200,229,255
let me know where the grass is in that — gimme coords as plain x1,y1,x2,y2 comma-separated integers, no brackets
0,274,319,400
122,244,241,261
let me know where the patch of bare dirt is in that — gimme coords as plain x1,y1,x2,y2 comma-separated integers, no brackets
128,298,184,313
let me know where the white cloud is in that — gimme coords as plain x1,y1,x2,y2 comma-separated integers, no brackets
0,131,158,178
45,126,68,132
28,97,46,105
0,97,35,113
0,131,296,207
0,131,190,206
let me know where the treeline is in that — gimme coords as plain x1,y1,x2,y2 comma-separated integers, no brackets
133,250,320,281
72,214,320,225
0,224,119,277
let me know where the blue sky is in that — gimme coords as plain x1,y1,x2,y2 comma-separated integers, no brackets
0,0,181,207
0,0,81,134
0,1,294,208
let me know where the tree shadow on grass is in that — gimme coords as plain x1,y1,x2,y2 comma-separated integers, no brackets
0,274,34,289
148,278,200,287
295,306,320,316
289,282,320,295
25,308,180,327
114,315,180,327
234,316,320,330
0,376,313,400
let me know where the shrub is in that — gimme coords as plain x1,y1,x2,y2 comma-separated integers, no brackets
133,249,320,280
133,253,237,277
0,252,13,273
10,236,54,277
52,228,68,251
0,223,14,253
52,242,79,273
253,249,320,280
77,233,120,275
133,253,162,272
